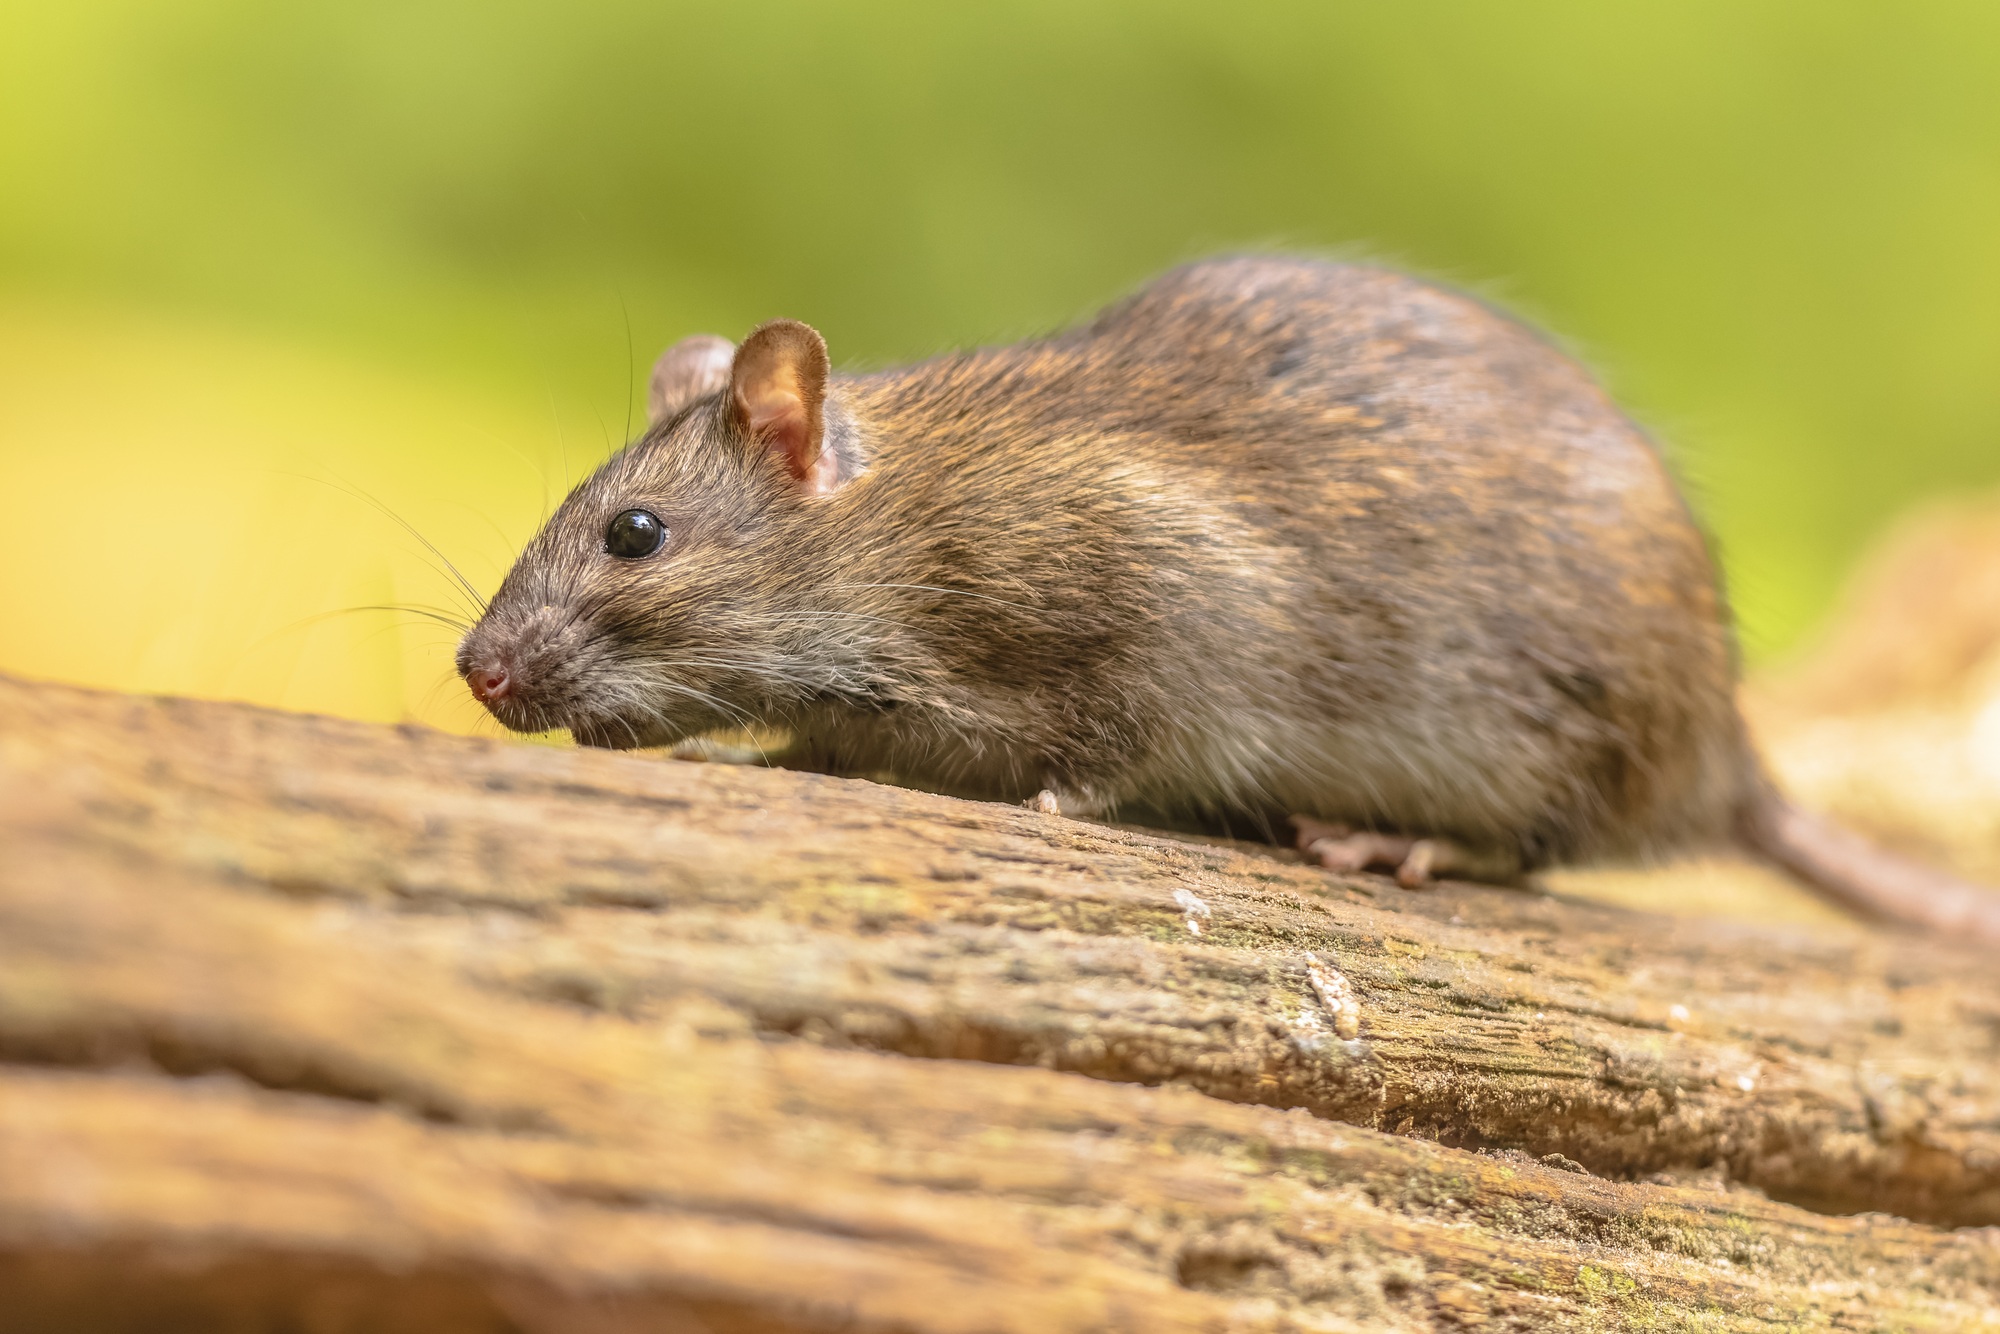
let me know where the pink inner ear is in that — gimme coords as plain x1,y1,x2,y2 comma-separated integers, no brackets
746,386,811,476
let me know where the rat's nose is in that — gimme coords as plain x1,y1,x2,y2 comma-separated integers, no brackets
466,659,513,703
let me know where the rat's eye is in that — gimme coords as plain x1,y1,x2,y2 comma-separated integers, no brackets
603,509,666,559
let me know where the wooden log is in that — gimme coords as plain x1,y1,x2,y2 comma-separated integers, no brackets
2,674,1998,1330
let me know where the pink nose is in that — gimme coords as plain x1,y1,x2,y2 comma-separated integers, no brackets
467,662,512,703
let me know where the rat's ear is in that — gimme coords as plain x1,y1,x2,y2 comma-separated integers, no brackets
729,319,838,495
647,333,736,423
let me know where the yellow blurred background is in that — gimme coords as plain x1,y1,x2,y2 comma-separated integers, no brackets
4,1,1999,737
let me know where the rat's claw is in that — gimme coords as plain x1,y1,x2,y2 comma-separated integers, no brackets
1396,839,1439,887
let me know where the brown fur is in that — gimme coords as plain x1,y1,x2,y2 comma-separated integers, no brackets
459,258,1757,875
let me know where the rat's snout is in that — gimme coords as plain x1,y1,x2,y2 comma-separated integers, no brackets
465,656,513,703
456,605,592,734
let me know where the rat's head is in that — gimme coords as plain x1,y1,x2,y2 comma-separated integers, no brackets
457,319,866,748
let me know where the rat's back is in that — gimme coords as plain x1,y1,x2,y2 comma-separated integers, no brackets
844,258,1751,866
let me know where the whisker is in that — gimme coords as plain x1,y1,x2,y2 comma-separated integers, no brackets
545,378,572,493
831,581,1041,612
349,604,475,632
415,667,472,723
285,472,490,618
640,676,762,733
603,662,766,737
460,424,555,528
725,609,918,632
244,603,472,660
655,655,818,678
619,290,636,448
652,655,869,702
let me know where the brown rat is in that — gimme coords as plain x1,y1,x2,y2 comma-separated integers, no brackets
457,256,2000,943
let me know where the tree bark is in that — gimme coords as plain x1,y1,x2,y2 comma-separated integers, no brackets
2,673,1997,1331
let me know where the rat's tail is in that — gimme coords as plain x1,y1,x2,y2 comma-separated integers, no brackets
1737,784,2000,944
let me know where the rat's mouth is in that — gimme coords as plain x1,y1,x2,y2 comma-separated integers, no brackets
460,668,581,738
467,660,717,751
474,694,630,748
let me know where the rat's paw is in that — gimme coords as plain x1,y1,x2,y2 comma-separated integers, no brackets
1396,838,1452,887
1293,817,1481,889
1296,823,1420,881
1028,784,1113,818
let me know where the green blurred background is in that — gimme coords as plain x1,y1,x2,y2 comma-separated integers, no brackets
4,0,1997,732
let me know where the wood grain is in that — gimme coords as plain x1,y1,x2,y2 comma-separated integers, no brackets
3,674,1998,1330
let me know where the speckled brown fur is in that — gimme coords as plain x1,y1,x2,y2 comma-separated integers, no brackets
458,258,1755,876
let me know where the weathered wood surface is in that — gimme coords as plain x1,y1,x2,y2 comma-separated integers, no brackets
3,672,1999,1331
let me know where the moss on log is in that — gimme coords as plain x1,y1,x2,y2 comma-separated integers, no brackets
3,674,1998,1330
